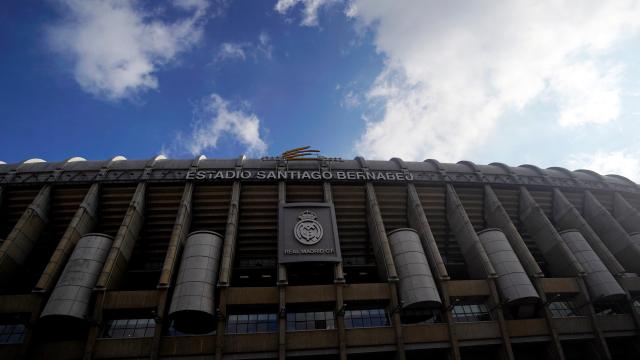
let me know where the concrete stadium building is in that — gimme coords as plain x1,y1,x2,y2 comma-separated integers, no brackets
0,154,640,360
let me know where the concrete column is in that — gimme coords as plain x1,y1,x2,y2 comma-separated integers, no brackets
583,191,640,274
278,181,287,360
519,187,583,277
407,184,449,279
446,185,513,360
366,183,399,282
365,183,404,360
483,187,564,359
484,185,543,277
324,182,347,360
215,181,240,360
406,184,460,360
35,183,99,292
152,183,193,360
613,192,640,234
553,189,625,276
0,184,50,284
96,182,146,290
446,185,496,278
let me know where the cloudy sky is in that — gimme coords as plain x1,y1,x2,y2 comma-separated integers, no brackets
2,1,640,180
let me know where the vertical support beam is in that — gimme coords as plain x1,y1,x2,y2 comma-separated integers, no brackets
520,188,610,360
324,182,347,360
613,192,640,234
365,183,404,360
406,184,460,360
575,276,613,360
35,183,100,292
84,183,145,360
365,183,399,282
519,187,583,277
407,184,449,279
215,181,241,360
484,188,563,359
446,185,514,360
484,185,543,277
151,183,193,360
446,185,495,278
0,184,50,284
553,189,625,276
277,181,287,360
96,182,146,290
583,191,640,274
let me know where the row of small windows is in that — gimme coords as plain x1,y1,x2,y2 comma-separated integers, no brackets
4,297,637,342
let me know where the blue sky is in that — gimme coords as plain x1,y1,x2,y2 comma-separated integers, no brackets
2,1,640,180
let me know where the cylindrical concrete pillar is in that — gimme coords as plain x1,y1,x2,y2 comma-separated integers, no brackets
41,233,113,322
168,230,223,333
387,228,441,310
560,230,626,303
477,229,539,309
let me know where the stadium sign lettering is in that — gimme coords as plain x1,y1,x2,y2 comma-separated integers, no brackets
185,170,413,181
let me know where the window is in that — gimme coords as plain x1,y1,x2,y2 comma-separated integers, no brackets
594,301,627,316
102,319,156,338
452,303,491,322
0,323,25,344
401,308,442,324
633,300,640,315
286,311,335,331
548,301,578,318
344,309,389,328
226,313,277,334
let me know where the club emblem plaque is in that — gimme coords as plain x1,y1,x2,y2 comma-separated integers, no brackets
294,210,323,245
279,202,341,263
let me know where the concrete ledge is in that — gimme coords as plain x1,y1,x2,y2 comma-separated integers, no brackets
345,327,396,346
224,333,278,353
287,285,335,303
93,337,153,359
226,287,279,305
596,314,636,333
159,335,216,356
0,293,40,313
402,323,449,343
553,316,592,334
455,321,501,341
539,277,581,293
506,318,549,337
343,283,390,301
286,329,338,350
445,280,491,297
102,290,158,309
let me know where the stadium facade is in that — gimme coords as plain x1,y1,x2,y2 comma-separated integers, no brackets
0,154,639,360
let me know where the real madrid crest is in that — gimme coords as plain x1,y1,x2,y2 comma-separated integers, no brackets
294,210,323,245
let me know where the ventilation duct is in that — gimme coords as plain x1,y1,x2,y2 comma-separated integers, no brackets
168,230,223,334
387,228,441,310
477,229,539,308
41,233,113,323
559,230,625,303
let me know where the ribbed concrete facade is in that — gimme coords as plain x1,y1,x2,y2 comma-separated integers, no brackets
0,156,639,360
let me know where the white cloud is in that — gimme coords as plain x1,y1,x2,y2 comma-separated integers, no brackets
48,0,208,101
321,1,640,161
164,94,268,156
215,31,273,62
217,43,247,61
274,0,336,27
567,150,640,182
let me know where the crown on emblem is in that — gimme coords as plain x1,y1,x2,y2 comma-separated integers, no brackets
298,210,318,221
